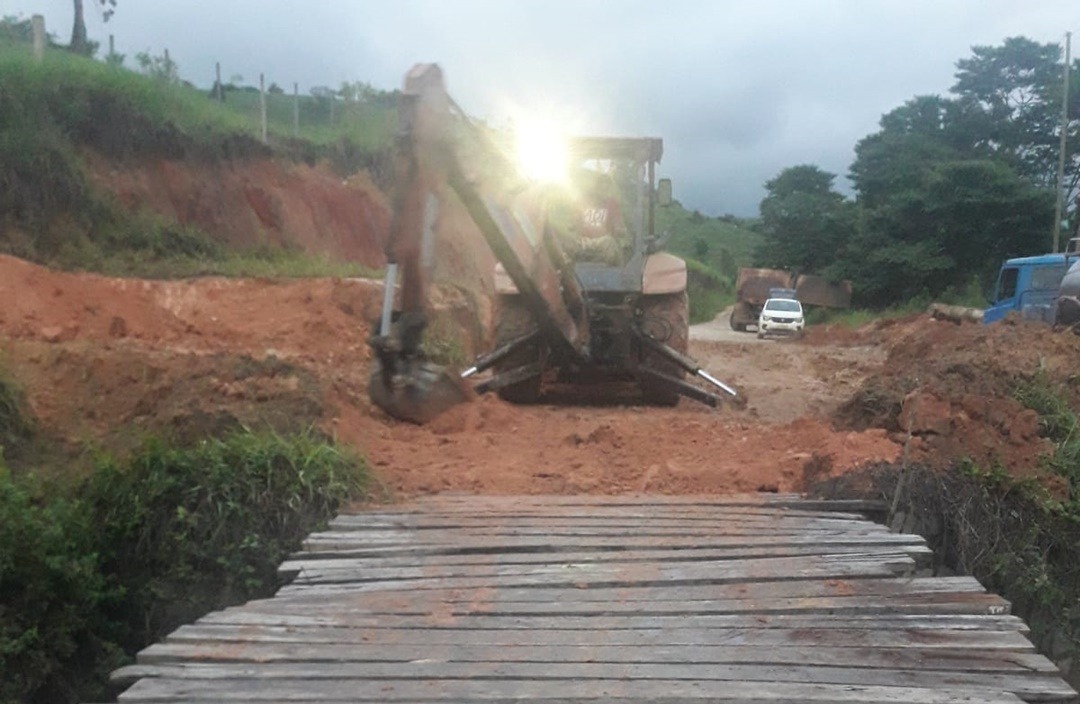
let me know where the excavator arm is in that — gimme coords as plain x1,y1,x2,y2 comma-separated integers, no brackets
368,64,589,423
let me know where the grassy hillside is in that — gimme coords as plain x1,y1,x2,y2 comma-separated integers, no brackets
0,41,393,278
656,204,762,323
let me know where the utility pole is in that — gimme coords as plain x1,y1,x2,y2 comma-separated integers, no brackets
1054,31,1071,253
259,73,268,144
293,82,300,137
31,14,45,62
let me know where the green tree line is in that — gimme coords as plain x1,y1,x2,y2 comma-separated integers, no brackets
757,37,1079,307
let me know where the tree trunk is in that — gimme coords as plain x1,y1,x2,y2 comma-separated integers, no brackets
70,0,89,55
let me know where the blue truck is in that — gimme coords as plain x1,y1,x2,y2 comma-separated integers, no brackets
984,246,1080,324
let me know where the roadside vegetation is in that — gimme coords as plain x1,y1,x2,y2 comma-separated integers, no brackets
0,421,369,703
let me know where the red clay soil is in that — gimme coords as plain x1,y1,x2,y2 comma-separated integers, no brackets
833,314,1080,480
83,153,392,269
3,249,1073,495
0,254,902,494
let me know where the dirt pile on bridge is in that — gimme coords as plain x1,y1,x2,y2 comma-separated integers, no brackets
833,314,1080,479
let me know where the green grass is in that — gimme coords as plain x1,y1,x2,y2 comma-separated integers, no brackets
658,205,762,279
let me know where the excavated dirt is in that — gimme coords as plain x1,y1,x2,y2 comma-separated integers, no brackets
0,252,897,494
2,253,1073,494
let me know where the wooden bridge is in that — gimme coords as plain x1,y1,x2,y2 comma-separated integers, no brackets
112,494,1078,702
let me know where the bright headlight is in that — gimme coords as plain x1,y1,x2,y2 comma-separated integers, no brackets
515,121,568,183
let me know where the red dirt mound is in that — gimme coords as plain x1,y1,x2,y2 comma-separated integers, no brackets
835,314,1080,478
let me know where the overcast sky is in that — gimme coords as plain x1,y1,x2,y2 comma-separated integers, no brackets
6,1,1080,215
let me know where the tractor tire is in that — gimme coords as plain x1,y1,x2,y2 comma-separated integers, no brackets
493,295,543,404
638,291,689,407
729,310,745,332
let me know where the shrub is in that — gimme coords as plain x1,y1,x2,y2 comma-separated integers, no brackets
1,428,368,701
0,466,121,703
85,429,368,650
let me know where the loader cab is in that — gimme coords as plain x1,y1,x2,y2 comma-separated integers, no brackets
984,254,1072,324
563,137,683,296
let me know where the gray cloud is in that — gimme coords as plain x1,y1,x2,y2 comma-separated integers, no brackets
7,0,1078,215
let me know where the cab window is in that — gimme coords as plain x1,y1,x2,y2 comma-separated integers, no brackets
1031,265,1066,290
996,267,1018,302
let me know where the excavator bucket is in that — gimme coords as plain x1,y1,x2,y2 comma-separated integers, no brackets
368,356,473,425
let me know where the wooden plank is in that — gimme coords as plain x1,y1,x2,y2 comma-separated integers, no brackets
298,532,927,555
327,513,880,529
274,559,911,594
194,610,1031,633
280,543,933,577
281,552,918,586
165,623,1038,650
223,592,1011,618
117,676,1027,702
112,662,1077,700
261,576,988,607
137,641,1056,672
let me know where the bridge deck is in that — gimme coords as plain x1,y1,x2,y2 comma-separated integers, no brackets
112,494,1078,702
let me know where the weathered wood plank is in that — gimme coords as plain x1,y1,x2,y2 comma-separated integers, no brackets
274,558,911,594
327,513,880,530
112,662,1077,700
282,551,918,586
280,543,933,577
137,641,1055,672
219,592,1012,619
117,676,1027,702
194,610,1032,633
298,532,927,554
164,623,1038,651
260,576,987,607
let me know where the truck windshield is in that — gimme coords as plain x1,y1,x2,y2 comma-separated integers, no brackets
765,299,801,312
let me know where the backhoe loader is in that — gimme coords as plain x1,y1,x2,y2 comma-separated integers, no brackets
368,64,735,423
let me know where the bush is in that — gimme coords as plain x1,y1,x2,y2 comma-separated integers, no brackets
0,371,34,457
0,467,121,703
85,430,368,651
0,429,368,702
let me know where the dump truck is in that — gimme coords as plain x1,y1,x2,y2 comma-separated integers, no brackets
729,267,852,332
367,64,736,423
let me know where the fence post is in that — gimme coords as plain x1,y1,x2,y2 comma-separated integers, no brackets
293,82,299,137
108,34,115,61
260,73,268,144
215,62,223,102
31,14,45,62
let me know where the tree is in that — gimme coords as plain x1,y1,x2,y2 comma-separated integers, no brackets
70,0,115,56
952,37,1066,187
755,165,855,274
